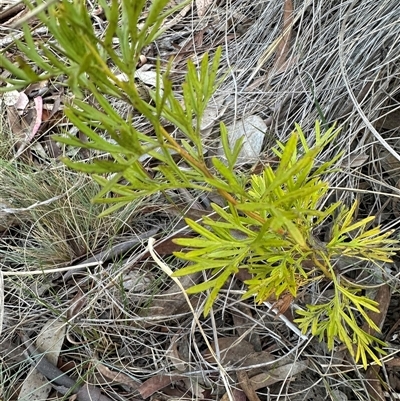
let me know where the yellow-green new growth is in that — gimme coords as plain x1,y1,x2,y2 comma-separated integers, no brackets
173,124,397,368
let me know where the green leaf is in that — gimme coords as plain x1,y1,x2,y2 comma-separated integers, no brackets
172,262,220,276
61,158,130,174
204,265,238,315
339,215,375,235
219,121,243,169
211,157,247,195
275,130,298,173
185,278,219,294
184,219,225,242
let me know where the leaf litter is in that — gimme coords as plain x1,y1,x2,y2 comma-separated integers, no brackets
1,0,400,401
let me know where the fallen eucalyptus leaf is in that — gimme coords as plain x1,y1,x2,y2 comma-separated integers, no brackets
249,361,308,390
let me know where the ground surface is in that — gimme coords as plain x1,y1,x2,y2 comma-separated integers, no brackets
1,0,400,400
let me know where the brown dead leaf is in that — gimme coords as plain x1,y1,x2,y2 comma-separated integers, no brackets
268,291,294,315
221,388,247,401
95,358,141,391
361,285,390,400
365,365,385,401
167,335,188,372
67,291,86,320
237,371,261,401
138,373,185,399
385,358,400,367
153,234,191,256
362,284,391,336
241,351,276,376
9,93,46,158
142,273,201,320
27,95,43,141
204,337,255,364
341,153,369,168
274,0,293,71
6,104,28,144
375,107,400,130
249,361,309,390
75,383,115,401
18,321,66,401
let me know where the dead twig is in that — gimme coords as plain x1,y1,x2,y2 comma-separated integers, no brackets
19,331,121,401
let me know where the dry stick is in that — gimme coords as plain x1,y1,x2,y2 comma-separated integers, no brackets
20,332,76,391
1,261,100,277
19,332,124,401
263,301,308,341
0,1,25,23
11,0,60,28
63,227,160,280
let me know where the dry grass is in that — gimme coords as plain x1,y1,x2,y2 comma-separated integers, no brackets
1,0,400,400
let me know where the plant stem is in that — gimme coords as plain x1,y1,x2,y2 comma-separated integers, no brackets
312,255,333,279
159,125,280,228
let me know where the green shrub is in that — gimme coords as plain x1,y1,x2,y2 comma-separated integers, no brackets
1,0,398,368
